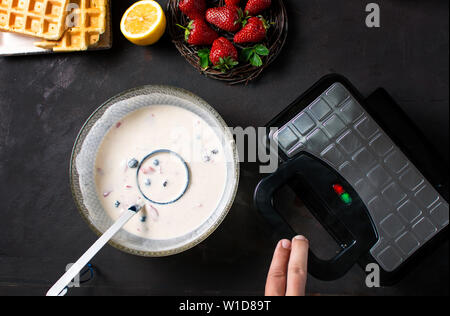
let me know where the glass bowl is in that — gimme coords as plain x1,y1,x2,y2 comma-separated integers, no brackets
70,86,240,257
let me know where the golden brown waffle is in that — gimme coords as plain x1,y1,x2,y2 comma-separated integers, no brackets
34,0,106,52
94,0,110,49
0,0,69,40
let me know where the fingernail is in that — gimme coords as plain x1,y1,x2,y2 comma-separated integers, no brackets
294,235,308,242
281,239,291,249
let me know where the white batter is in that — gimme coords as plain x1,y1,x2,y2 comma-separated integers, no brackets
95,105,227,239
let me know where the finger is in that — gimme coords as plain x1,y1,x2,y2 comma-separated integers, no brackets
286,235,309,296
265,239,292,296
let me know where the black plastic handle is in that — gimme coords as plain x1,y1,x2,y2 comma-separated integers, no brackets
254,153,377,281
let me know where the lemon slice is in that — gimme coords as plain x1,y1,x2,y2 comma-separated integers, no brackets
121,0,167,46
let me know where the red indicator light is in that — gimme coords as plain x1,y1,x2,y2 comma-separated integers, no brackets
333,184,345,195
333,184,353,205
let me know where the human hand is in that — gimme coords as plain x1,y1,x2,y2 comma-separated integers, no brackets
265,236,309,296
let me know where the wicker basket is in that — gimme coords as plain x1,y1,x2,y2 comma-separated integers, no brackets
167,0,288,85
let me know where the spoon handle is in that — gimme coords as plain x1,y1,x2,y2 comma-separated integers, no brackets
46,206,140,296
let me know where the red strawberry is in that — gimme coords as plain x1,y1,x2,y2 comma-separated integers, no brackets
206,5,244,33
225,0,241,6
177,20,218,45
234,16,268,43
210,37,239,72
179,0,206,20
245,0,271,15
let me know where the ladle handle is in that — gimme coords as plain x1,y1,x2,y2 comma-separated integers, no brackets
46,206,140,296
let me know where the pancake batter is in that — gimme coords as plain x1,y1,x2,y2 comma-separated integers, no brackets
95,105,227,239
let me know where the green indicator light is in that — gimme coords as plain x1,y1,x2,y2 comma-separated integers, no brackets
341,193,352,204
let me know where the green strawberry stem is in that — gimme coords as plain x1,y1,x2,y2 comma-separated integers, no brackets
176,22,193,42
259,16,271,30
213,57,239,73
234,8,249,27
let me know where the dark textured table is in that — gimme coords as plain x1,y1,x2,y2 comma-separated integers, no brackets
0,0,448,296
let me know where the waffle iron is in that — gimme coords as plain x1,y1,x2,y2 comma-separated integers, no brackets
254,74,449,284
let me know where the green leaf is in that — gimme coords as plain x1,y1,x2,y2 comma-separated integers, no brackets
254,44,269,56
241,47,255,62
199,56,209,69
249,53,263,67
198,48,210,57
230,60,239,67
197,49,211,70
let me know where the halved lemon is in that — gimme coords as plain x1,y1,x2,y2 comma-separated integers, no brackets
120,0,167,46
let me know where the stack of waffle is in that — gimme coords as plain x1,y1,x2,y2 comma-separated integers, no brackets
0,0,109,52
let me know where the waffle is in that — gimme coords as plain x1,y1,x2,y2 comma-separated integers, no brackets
94,0,110,49
0,0,69,40
34,0,106,52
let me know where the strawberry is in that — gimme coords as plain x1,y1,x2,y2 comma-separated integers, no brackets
234,16,268,43
177,20,218,45
245,0,271,15
206,5,244,33
179,0,206,20
210,37,239,72
225,0,241,6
